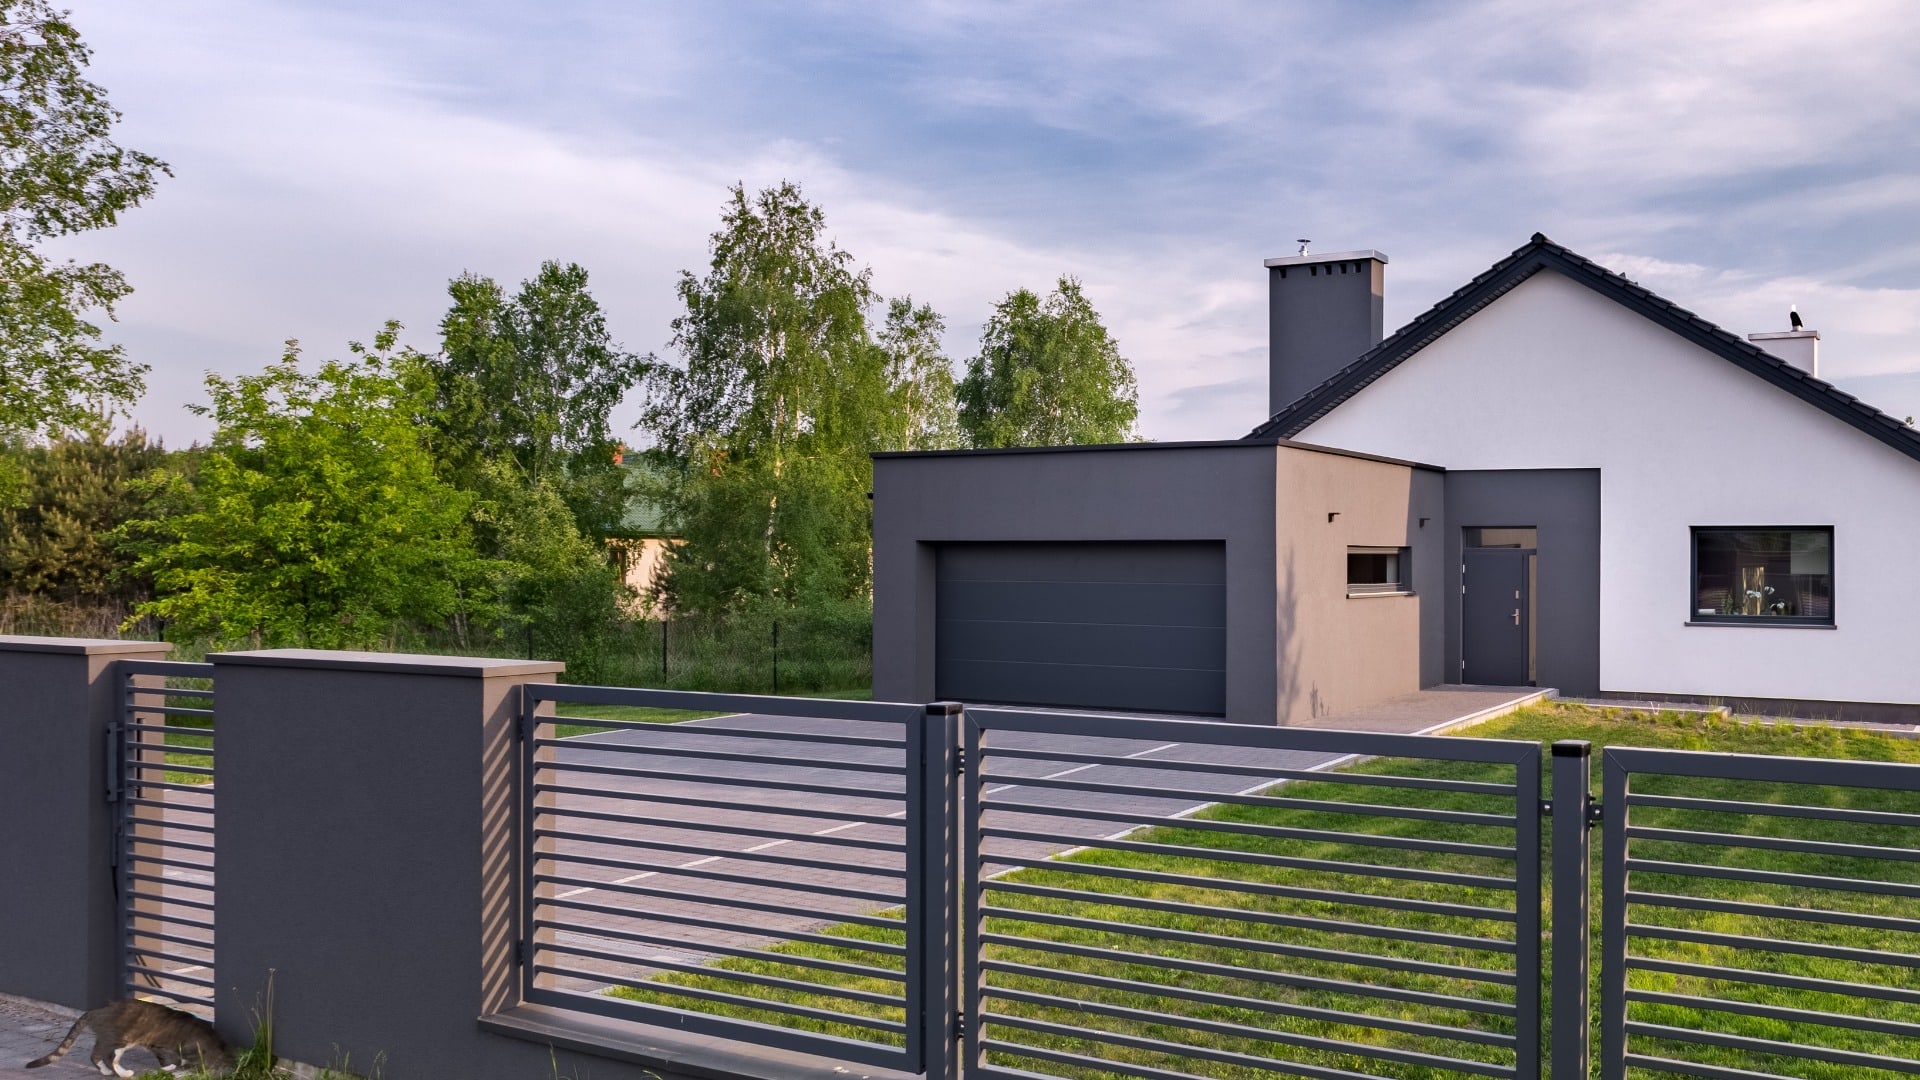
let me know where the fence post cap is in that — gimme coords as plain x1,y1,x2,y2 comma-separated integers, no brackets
925,700,964,717
1550,739,1593,758
0,636,171,656
210,649,565,679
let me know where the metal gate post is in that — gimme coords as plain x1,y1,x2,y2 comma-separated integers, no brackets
1549,741,1593,1080
909,702,963,1080
1597,749,1629,1080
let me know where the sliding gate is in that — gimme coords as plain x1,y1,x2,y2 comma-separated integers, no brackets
515,689,1548,1080
111,659,217,1017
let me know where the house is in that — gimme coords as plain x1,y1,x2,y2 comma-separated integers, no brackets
605,449,677,612
871,235,1920,723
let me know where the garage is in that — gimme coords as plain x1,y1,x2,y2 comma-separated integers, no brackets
934,541,1227,715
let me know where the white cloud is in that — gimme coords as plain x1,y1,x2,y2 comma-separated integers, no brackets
43,0,1920,448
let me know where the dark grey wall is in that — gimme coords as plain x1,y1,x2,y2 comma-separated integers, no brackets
0,637,171,1010
1442,470,1602,696
1268,253,1387,417
874,444,1279,723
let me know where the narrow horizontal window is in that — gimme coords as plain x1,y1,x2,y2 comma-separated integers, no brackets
1348,547,1411,596
1690,527,1833,626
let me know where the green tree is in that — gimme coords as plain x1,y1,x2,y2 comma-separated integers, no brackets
469,458,631,681
639,181,888,611
957,276,1138,448
0,2,168,437
125,325,485,648
872,298,961,452
0,418,167,602
426,261,643,535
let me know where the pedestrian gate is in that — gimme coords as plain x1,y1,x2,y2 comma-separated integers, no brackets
111,659,217,1017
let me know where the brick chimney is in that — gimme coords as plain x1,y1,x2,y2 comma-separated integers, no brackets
1265,248,1388,417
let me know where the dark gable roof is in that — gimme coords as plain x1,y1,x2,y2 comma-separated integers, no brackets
1246,233,1920,465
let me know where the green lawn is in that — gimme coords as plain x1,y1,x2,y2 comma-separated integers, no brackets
599,704,1920,1079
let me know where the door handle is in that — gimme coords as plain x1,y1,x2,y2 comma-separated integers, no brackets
1512,609,1520,625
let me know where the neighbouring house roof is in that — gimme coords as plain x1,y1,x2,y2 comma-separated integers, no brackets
609,459,675,538
1245,233,1920,465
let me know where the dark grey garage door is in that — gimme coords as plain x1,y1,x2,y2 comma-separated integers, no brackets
935,541,1227,715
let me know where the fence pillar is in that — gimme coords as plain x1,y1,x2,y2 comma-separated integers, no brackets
1550,740,1594,1080
210,650,565,1076
909,701,963,1080
0,636,170,1009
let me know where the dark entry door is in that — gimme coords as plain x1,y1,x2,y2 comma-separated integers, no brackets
1464,547,1530,685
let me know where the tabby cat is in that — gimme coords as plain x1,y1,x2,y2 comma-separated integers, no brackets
25,998,234,1077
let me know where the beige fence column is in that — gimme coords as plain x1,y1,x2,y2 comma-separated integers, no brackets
0,636,171,1010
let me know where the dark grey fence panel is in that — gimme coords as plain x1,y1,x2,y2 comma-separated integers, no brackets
961,707,1544,1080
1599,746,1920,1080
520,684,936,1074
115,659,217,1018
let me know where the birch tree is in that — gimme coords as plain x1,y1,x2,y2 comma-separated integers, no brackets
957,276,1138,448
639,182,890,611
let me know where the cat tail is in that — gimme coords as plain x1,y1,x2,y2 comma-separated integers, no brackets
24,1015,85,1068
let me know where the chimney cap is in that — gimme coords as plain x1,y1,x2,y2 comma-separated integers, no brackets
1264,249,1388,268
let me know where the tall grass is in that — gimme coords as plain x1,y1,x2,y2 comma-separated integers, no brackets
0,591,161,639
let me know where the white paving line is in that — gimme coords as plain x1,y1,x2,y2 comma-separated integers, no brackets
983,740,1184,795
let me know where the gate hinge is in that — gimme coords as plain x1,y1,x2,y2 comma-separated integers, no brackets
953,1010,966,1039
516,940,528,966
109,823,123,869
1587,800,1605,825
954,747,966,772
1539,799,1552,817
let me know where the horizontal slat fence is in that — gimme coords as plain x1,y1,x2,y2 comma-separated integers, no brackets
963,708,1544,1080
1601,747,1920,1080
520,685,932,1073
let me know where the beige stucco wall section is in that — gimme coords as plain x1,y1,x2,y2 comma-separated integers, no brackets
1272,446,1446,723
1296,268,1920,706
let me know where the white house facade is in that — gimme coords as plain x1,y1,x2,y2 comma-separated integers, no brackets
1284,266,1918,709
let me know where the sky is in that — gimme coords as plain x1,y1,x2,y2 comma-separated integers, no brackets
51,0,1920,447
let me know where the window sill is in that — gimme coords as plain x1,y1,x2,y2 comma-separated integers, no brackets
1348,590,1416,599
1684,621,1836,629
